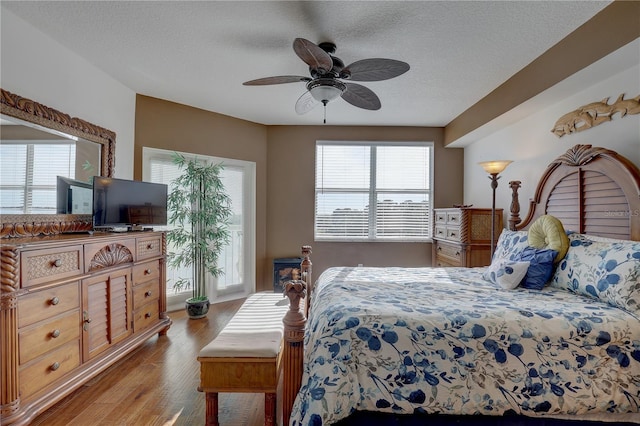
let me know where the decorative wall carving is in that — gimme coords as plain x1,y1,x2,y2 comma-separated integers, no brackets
551,93,640,137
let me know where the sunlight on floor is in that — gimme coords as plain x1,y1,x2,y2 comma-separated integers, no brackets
162,407,183,426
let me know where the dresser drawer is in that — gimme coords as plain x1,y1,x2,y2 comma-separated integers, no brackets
434,256,461,267
445,211,461,225
445,226,461,242
18,282,80,328
21,245,83,288
133,300,159,332
133,280,159,309
19,340,81,399
133,260,160,284
19,309,80,364
434,211,447,224
137,235,163,261
434,241,463,264
84,238,136,272
434,225,447,239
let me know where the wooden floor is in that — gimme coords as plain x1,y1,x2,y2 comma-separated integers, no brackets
32,298,268,426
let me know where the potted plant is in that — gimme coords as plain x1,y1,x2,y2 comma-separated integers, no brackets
166,152,232,319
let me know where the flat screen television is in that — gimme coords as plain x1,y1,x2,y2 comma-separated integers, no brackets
92,176,168,229
57,176,93,214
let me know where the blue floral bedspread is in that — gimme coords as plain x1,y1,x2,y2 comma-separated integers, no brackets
290,267,640,425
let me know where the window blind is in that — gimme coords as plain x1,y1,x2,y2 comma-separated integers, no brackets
315,142,432,241
0,142,75,214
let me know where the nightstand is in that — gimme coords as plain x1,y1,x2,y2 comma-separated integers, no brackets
432,207,503,267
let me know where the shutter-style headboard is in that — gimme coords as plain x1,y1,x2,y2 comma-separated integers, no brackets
509,145,640,241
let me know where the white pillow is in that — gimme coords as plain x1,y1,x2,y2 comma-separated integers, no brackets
483,259,531,290
492,230,529,261
551,233,640,314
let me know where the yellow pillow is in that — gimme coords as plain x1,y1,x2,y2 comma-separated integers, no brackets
528,215,569,263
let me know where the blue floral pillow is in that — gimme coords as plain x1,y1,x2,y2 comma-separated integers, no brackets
483,259,530,290
492,230,529,261
514,247,557,290
551,233,640,314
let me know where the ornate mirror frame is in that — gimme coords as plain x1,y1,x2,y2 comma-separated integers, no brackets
0,88,116,238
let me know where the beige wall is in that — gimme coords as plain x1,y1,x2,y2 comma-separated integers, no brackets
266,126,463,278
134,95,270,290
134,99,464,288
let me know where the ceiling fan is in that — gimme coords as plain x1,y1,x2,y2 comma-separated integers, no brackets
243,38,410,122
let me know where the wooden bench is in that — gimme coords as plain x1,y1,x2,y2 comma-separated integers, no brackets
197,292,289,426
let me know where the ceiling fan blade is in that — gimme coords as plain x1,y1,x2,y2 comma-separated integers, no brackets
243,76,310,85
293,38,333,75
342,59,410,82
295,90,319,115
341,83,381,110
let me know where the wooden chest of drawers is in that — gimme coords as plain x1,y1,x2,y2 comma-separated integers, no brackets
432,207,503,267
1,232,171,425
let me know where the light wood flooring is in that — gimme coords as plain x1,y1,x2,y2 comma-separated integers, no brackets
31,297,268,426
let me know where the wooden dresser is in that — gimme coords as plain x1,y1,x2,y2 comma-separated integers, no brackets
432,207,503,267
0,231,171,425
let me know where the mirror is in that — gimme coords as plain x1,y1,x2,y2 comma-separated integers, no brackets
0,88,115,237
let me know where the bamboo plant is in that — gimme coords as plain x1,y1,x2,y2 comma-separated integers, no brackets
166,153,232,306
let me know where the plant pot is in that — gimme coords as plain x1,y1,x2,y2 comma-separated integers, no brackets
186,297,210,319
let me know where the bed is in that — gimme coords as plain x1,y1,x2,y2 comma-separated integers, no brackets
280,144,640,426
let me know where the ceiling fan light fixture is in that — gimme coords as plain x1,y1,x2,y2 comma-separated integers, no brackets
307,79,346,104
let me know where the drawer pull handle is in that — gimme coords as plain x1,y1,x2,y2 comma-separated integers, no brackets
50,297,60,306
145,291,152,297
52,259,62,267
145,269,152,275
145,312,152,319
455,251,461,256
51,329,61,338
437,247,442,251
50,362,60,371
450,232,456,237
146,243,153,249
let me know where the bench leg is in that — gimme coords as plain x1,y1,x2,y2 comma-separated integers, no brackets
265,392,276,426
205,392,219,426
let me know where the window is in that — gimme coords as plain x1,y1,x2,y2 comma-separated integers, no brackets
315,141,433,241
143,148,256,307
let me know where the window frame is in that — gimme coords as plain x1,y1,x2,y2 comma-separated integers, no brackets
314,140,434,242
142,147,256,310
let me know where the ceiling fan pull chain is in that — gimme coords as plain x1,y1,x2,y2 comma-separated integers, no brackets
323,103,327,124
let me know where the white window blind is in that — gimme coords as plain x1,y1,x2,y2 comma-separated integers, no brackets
0,142,76,214
315,141,433,241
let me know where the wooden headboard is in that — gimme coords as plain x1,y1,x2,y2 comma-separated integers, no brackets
508,144,640,241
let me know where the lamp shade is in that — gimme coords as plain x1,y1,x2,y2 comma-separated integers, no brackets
307,79,346,104
309,85,343,103
478,160,512,175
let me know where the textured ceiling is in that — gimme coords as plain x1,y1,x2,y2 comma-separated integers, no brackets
2,1,612,127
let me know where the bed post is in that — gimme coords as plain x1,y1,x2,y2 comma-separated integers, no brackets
508,180,522,231
282,280,306,426
281,245,312,425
